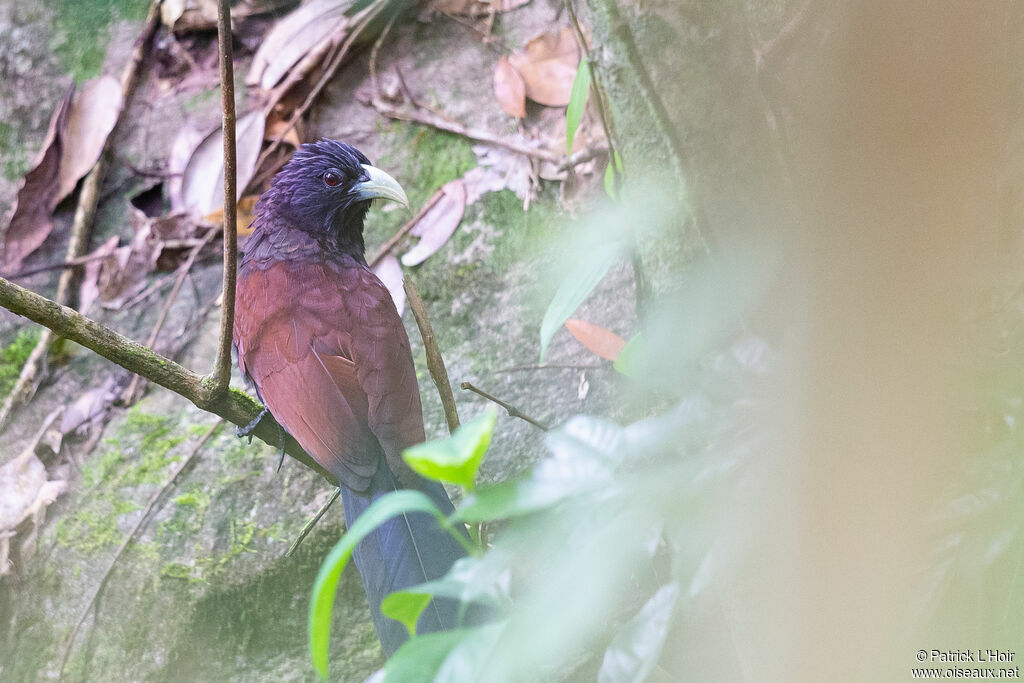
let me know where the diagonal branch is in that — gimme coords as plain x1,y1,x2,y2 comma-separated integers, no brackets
0,275,335,485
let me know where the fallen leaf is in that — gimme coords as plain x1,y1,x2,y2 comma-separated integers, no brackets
493,56,526,118
431,0,530,16
161,0,294,32
79,236,119,315
203,194,260,236
565,318,627,361
372,254,406,315
167,124,204,214
181,110,265,217
56,75,124,204
265,111,303,149
247,0,354,91
98,209,162,308
464,145,534,205
508,27,580,107
1,86,74,274
401,179,468,267
59,377,120,436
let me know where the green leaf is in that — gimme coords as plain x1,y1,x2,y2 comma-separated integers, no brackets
435,622,506,683
613,333,644,376
539,240,622,361
403,409,497,490
604,150,623,199
383,630,468,683
308,491,445,680
382,591,434,637
565,59,591,154
598,582,680,683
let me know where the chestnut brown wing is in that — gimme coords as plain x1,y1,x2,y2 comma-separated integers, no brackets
234,260,425,491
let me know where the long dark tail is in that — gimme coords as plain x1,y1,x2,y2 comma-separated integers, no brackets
339,459,467,655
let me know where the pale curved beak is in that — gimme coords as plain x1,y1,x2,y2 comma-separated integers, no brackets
355,164,409,208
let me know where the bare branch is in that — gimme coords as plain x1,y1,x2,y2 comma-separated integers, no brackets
404,278,460,434
460,381,549,431
212,0,238,393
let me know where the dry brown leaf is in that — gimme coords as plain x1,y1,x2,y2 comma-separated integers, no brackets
264,111,302,149
167,124,203,214
401,179,468,267
98,209,162,308
1,86,74,274
59,377,120,436
493,56,527,118
247,0,354,91
431,0,530,16
203,194,260,236
56,75,124,204
79,236,120,315
372,253,406,315
508,27,579,107
181,110,265,217
564,318,626,361
464,145,534,205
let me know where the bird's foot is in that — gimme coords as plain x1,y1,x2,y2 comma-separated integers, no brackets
236,406,269,444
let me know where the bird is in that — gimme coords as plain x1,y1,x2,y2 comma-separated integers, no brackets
232,139,467,655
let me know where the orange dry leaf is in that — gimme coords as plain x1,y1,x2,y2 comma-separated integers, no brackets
203,195,260,236
564,318,626,361
493,56,527,118
508,27,579,107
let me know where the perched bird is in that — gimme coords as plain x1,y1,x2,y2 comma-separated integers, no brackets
233,140,466,655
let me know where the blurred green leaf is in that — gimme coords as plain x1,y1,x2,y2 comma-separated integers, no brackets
383,630,467,683
566,60,591,154
539,241,622,360
436,622,506,683
403,409,497,490
614,333,644,376
395,555,512,609
381,591,433,637
604,150,623,199
597,582,680,683
308,491,445,680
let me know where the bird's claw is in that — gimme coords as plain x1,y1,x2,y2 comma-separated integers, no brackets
236,406,269,443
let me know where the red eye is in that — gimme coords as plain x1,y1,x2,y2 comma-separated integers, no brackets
323,171,342,187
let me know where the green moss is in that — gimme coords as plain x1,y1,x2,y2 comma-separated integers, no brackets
0,121,31,182
161,561,205,583
43,0,149,83
55,507,122,553
0,329,40,398
173,492,206,507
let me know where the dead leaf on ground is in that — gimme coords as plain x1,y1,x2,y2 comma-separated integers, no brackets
56,75,124,204
372,254,406,315
168,124,204,214
464,145,534,205
60,377,120,437
431,0,530,16
0,409,69,578
493,56,526,118
247,0,354,91
401,179,468,267
507,27,579,107
1,86,74,274
203,194,259,237
564,318,626,361
161,0,296,32
264,110,303,149
98,208,167,308
181,110,265,217
79,236,119,315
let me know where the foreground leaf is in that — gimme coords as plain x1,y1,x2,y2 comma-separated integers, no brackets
309,491,445,679
403,409,497,489
597,583,680,683
539,240,622,360
565,59,591,153
381,591,433,637
383,630,467,683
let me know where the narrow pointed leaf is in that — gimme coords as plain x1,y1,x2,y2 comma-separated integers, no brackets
565,60,590,153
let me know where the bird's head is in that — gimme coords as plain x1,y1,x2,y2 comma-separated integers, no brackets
256,139,408,253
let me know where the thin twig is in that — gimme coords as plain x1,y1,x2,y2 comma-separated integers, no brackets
123,226,219,405
6,251,111,280
212,0,238,394
370,98,607,170
367,191,443,268
256,0,388,171
284,488,341,557
460,381,549,431
57,419,223,679
404,278,460,433
0,1,162,433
